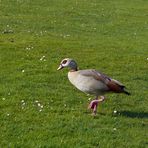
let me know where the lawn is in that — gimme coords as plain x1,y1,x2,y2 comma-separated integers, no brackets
0,0,148,147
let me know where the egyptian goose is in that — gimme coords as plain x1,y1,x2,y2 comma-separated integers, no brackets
57,58,130,115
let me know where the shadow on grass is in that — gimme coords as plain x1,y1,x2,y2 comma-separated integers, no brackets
119,111,148,119
84,110,148,119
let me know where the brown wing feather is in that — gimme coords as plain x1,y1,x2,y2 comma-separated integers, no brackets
107,79,124,93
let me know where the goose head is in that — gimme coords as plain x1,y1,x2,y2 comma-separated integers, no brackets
57,58,78,71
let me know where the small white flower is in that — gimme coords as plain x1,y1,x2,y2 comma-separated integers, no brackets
64,104,67,107
22,70,25,73
113,110,117,114
147,58,148,60
21,100,24,103
7,113,10,116
35,100,39,103
39,109,42,112
2,98,5,101
26,47,31,50
40,105,43,108
22,102,25,106
40,55,46,61
38,103,41,107
113,128,117,131
88,98,91,101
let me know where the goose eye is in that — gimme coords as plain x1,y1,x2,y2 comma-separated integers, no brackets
62,60,67,64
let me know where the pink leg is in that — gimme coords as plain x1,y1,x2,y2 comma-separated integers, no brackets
88,96,105,116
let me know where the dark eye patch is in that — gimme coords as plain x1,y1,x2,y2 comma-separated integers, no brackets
62,60,67,64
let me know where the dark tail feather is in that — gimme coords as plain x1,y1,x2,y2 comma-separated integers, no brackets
123,90,131,95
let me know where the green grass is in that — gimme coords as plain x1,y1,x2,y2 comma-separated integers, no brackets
0,0,148,147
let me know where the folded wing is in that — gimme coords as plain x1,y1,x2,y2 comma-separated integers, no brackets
80,69,129,94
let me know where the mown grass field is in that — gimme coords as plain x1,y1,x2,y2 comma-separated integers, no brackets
0,0,148,147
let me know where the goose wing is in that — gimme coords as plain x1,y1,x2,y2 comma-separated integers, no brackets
80,69,125,93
